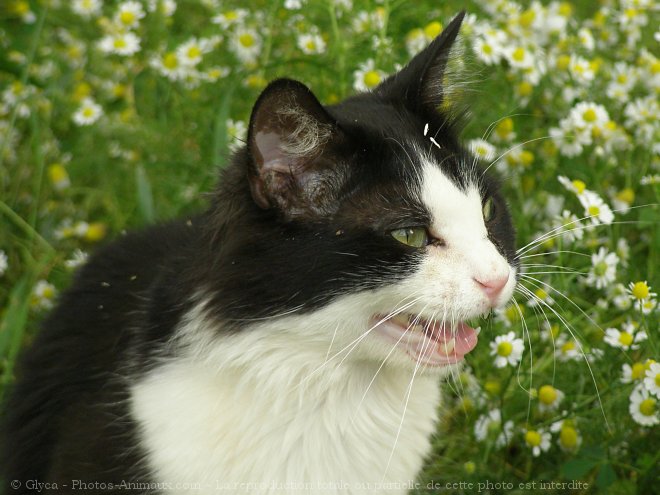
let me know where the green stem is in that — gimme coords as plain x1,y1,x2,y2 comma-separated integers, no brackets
0,200,55,255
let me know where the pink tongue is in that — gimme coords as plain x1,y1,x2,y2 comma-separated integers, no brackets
426,321,478,357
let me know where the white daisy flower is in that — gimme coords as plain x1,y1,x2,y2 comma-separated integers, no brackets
147,0,177,16
537,385,565,413
585,247,618,290
98,32,141,56
71,0,102,18
569,55,595,84
211,9,248,29
473,409,513,447
644,363,660,398
297,31,326,55
524,428,551,457
578,190,614,225
554,210,584,243
629,384,659,426
489,331,524,368
150,51,187,81
284,0,303,10
176,37,215,67
557,176,587,196
65,249,89,269
468,139,497,162
610,283,633,310
31,280,57,310
549,119,591,157
568,101,609,130
472,32,505,65
115,1,145,29
230,27,262,64
504,45,535,70
353,59,386,92
72,98,103,126
603,322,647,351
621,361,647,384
226,119,247,152
550,419,582,452
554,334,582,362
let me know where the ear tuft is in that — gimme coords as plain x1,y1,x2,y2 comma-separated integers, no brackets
376,11,466,111
247,79,345,220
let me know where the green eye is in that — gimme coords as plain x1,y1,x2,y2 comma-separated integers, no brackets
390,227,428,248
483,197,495,222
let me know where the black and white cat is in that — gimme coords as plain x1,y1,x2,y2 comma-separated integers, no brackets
3,12,517,494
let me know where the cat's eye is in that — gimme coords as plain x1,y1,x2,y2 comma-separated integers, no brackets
390,227,428,248
482,197,495,222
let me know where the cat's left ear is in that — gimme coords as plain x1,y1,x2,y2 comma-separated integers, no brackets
247,79,346,220
376,11,465,111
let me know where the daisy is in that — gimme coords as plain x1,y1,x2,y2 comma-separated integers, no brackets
621,361,647,384
226,119,247,152
568,101,609,131
526,287,555,308
569,55,595,84
537,385,565,413
472,32,505,65
585,247,618,290
297,31,326,55
71,0,102,18
523,428,551,457
504,45,535,70
473,409,513,447
115,1,145,29
147,0,177,17
47,163,71,191
628,281,657,310
468,139,496,162
231,27,262,65
554,334,582,362
554,210,584,243
603,322,647,351
353,59,385,92
211,9,248,29
150,51,187,81
98,32,141,56
610,283,633,310
31,280,57,310
578,191,614,225
629,384,659,426
489,331,524,368
405,29,428,56
557,176,587,196
65,249,89,269
176,38,215,67
550,419,582,452
644,363,660,398
72,98,103,126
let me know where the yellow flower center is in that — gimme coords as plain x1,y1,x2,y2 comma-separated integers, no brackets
556,54,571,70
588,205,600,217
119,11,136,25
618,332,633,347
525,430,541,447
655,373,660,387
631,362,645,380
558,2,573,17
305,40,316,51
583,109,597,122
534,288,548,300
559,426,578,448
571,179,586,193
163,52,178,69
482,43,493,55
484,380,501,396
464,461,476,474
497,341,513,357
594,261,608,277
84,222,107,242
518,81,533,97
424,21,442,39
616,188,635,204
187,45,202,60
42,286,55,299
512,47,525,62
496,118,514,138
561,341,575,353
363,70,381,88
539,385,557,405
225,10,238,21
519,10,535,28
239,33,255,48
520,150,534,166
651,61,660,75
639,398,656,416
631,281,649,300
113,38,128,49
82,107,95,118
48,164,68,184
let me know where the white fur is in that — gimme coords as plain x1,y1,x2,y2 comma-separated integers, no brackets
130,158,516,493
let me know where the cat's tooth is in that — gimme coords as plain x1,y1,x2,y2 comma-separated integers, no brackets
440,338,456,355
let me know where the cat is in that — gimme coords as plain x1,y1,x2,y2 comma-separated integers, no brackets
2,11,518,495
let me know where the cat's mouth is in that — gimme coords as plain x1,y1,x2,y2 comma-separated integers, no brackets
371,314,478,367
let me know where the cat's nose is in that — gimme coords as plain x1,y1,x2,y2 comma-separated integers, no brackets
474,274,509,303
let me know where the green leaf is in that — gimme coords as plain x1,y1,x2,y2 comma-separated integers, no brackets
596,463,617,489
135,165,155,223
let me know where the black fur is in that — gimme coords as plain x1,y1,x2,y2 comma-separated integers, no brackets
1,13,516,492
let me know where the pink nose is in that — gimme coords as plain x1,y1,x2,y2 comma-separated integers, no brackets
474,274,509,303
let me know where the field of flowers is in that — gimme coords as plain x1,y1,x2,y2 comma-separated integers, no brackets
1,0,658,493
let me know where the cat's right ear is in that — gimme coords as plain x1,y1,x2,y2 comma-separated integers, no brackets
246,79,346,220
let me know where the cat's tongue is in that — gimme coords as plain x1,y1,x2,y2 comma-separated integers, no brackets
373,316,478,367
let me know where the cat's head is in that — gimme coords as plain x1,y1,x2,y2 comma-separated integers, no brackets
212,12,517,374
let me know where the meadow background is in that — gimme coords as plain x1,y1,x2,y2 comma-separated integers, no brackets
0,0,658,493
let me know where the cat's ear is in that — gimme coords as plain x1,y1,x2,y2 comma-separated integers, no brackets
376,11,465,111
247,79,345,220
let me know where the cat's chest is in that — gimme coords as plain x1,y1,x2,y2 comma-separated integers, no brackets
130,359,441,494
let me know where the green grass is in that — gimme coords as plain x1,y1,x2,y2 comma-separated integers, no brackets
1,0,658,493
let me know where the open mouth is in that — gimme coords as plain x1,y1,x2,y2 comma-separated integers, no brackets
371,314,478,367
